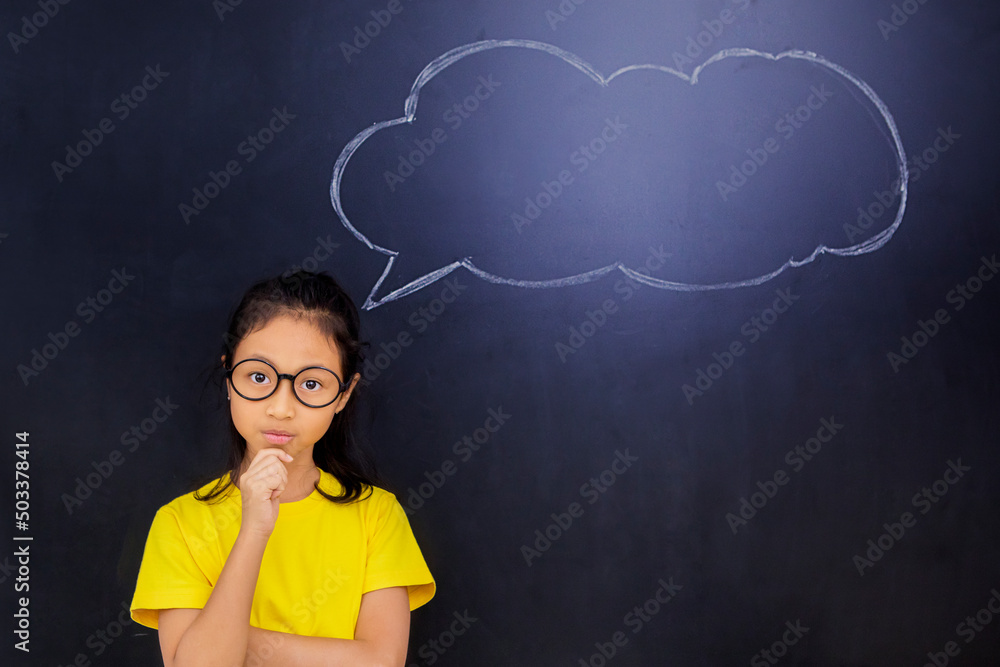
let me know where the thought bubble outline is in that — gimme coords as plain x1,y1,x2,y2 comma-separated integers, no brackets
330,39,908,310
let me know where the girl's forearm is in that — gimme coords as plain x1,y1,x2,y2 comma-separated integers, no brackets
245,627,397,667
172,531,269,667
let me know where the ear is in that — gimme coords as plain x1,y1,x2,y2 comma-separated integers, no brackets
221,355,231,400
334,372,362,413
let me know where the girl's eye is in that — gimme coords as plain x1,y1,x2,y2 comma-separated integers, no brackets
301,379,321,391
250,372,270,385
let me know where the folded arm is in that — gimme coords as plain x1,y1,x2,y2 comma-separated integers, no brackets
244,586,410,667
157,577,410,667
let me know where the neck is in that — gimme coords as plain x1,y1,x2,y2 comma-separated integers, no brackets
281,462,320,502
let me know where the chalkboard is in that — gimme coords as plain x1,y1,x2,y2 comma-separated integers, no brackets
3,0,1000,664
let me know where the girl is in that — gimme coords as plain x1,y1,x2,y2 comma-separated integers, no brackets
130,270,435,666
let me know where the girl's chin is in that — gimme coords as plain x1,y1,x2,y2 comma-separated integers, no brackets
249,442,314,460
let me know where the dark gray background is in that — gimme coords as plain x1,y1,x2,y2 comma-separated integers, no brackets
2,0,999,664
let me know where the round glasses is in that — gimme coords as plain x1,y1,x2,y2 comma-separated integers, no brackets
226,358,348,408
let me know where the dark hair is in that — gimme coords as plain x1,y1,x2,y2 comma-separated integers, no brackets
195,270,381,504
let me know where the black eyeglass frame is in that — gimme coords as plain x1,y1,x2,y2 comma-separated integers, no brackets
225,358,349,408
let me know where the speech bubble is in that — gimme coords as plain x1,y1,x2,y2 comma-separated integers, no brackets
330,40,907,310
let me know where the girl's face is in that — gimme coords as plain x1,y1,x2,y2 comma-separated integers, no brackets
226,312,359,464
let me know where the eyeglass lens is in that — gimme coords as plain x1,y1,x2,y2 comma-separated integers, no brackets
230,359,341,406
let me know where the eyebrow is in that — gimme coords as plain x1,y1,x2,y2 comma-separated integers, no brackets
236,354,340,373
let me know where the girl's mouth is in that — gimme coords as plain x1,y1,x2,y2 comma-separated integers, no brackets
263,431,293,445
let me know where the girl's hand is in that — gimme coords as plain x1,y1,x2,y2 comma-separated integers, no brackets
238,448,294,539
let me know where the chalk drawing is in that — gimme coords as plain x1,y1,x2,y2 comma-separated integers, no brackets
330,40,907,310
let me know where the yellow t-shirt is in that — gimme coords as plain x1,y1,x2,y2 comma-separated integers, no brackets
130,470,435,638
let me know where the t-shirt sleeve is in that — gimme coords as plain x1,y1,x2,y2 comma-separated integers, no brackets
130,506,214,629
362,491,436,611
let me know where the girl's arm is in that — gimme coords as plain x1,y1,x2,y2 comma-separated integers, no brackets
158,449,292,667
243,586,411,667
158,531,269,667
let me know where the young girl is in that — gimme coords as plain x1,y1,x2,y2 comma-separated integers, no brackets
130,270,435,666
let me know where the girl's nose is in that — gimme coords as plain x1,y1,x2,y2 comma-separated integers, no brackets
266,379,297,417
